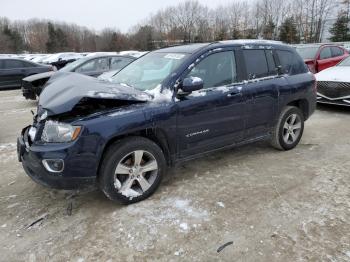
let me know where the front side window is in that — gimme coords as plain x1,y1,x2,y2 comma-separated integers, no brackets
76,58,109,73
186,51,236,88
110,57,134,70
243,50,269,79
319,47,332,59
112,52,188,91
4,60,24,69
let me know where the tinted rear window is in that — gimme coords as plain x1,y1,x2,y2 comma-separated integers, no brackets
276,50,308,75
243,50,269,79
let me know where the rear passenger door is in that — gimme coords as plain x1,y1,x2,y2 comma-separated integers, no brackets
241,49,281,139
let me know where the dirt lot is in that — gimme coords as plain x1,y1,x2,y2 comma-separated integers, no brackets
0,89,350,262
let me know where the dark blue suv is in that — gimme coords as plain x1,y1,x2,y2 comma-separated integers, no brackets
17,40,316,204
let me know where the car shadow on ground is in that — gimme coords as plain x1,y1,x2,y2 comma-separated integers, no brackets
317,104,350,113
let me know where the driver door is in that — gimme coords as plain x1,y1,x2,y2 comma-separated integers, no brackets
176,49,247,159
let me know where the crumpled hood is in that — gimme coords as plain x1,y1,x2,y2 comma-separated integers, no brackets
23,71,55,82
39,73,152,115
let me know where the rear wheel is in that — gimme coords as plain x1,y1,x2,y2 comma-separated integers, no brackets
99,137,166,204
270,106,304,150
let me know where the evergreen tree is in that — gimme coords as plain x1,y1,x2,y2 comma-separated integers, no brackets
46,22,68,52
329,14,350,42
263,18,276,40
2,25,24,52
279,17,300,44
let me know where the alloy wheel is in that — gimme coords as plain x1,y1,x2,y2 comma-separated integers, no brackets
282,113,302,144
114,150,158,198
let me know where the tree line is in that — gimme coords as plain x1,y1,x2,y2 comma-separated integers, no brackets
0,0,348,54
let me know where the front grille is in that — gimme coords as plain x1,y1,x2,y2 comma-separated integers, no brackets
317,81,350,99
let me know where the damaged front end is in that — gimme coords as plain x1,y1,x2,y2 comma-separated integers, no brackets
17,73,153,189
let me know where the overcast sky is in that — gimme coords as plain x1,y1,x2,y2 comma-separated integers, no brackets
1,0,235,32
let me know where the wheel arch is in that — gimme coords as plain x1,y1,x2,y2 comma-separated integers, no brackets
286,99,310,120
97,128,173,178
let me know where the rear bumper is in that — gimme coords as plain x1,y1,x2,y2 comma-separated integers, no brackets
17,126,97,190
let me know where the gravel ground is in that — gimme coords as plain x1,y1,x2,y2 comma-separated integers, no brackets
0,89,350,262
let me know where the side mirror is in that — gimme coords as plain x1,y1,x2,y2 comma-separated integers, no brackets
179,77,204,95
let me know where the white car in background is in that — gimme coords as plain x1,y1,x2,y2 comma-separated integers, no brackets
315,56,350,106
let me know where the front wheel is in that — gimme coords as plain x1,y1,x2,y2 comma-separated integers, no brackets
99,137,166,204
270,106,304,150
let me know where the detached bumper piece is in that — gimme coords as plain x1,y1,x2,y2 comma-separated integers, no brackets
17,126,96,190
317,81,350,106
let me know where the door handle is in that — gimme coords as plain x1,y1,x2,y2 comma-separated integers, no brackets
227,86,242,97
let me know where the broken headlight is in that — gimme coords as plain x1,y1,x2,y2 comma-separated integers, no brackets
41,121,81,143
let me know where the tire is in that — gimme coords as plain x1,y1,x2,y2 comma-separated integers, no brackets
98,137,166,204
270,106,304,151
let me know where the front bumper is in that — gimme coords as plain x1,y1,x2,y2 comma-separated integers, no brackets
317,95,350,107
17,126,97,190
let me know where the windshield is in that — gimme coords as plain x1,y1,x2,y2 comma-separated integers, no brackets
338,56,350,66
111,52,188,91
296,46,319,60
59,58,87,72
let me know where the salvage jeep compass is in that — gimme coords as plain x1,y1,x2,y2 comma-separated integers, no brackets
17,40,316,204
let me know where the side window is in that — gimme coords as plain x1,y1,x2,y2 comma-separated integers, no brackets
243,49,269,79
319,47,332,59
187,51,236,88
21,61,35,68
276,50,308,75
4,60,25,69
76,58,109,73
331,47,344,57
0,60,4,69
110,57,133,70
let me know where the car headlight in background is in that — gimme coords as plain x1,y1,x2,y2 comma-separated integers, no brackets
41,120,81,143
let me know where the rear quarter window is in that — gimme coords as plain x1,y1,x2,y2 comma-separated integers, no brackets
276,50,308,75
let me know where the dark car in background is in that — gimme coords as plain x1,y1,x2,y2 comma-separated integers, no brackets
295,44,348,73
22,55,135,99
17,40,316,204
41,53,84,70
0,58,53,90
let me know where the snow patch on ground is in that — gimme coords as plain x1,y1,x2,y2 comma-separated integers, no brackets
0,143,16,152
179,223,188,231
217,202,225,208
